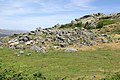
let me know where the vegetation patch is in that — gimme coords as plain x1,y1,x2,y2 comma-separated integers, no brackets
97,19,117,28
60,23,83,28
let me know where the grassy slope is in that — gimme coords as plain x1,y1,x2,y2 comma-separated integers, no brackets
0,47,120,80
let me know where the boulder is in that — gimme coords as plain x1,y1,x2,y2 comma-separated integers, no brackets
25,40,34,45
30,46,46,53
9,42,19,47
101,38,108,43
64,48,78,52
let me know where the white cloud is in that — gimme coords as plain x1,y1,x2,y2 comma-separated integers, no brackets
0,0,96,15
0,14,81,30
65,0,96,10
0,0,96,30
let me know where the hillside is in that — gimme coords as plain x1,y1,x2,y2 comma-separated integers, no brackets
0,12,118,52
0,12,120,80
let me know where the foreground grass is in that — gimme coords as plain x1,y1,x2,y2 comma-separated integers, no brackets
0,47,120,80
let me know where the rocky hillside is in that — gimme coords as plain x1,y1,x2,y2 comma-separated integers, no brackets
52,13,120,29
1,12,120,52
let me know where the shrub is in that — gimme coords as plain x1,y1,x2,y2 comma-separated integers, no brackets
97,19,117,28
0,68,47,80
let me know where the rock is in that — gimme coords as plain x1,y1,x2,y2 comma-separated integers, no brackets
0,42,3,46
15,51,23,56
16,54,20,57
100,34,108,37
15,45,25,49
54,24,61,28
15,51,24,57
101,38,108,43
59,43,68,47
18,35,30,42
26,53,32,56
9,42,19,47
25,40,34,45
30,46,46,53
54,46,61,49
19,51,24,54
64,48,77,52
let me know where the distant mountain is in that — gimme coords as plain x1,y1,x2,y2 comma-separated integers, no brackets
0,29,26,37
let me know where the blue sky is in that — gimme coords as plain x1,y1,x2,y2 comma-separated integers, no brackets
0,0,120,30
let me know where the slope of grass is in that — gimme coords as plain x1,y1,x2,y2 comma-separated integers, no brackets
0,47,120,80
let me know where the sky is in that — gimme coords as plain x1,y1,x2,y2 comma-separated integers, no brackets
0,0,120,30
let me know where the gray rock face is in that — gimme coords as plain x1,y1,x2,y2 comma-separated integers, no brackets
64,48,78,52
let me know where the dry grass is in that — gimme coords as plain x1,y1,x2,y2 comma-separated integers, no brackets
78,43,120,51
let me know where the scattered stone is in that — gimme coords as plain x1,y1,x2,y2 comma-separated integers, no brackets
26,53,32,56
15,51,24,57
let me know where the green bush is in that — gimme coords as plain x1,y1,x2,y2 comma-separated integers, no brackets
97,19,117,28
0,68,47,80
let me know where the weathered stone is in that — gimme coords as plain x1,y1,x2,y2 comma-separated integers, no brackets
101,38,108,43
54,46,61,49
64,48,78,52
25,40,34,45
59,43,68,47
9,42,19,47
30,46,46,53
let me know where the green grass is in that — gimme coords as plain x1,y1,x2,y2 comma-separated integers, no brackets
97,19,117,28
0,47,120,80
